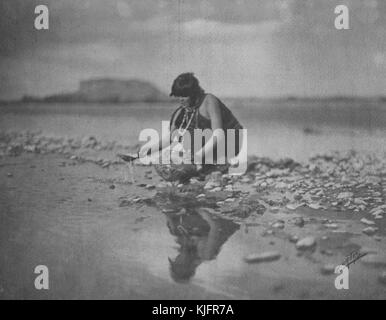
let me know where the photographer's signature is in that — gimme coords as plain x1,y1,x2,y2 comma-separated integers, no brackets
342,250,367,268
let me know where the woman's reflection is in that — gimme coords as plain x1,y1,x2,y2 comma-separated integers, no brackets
165,208,239,283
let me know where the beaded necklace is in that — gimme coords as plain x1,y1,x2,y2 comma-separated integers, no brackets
177,108,196,137
176,93,205,137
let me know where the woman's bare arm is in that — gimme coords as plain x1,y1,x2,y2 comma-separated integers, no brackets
138,108,182,157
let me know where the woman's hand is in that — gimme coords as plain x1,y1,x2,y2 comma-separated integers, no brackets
137,145,148,158
117,152,139,162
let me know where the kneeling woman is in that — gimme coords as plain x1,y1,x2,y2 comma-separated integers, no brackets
138,72,245,182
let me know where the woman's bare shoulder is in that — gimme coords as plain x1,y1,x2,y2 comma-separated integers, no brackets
204,93,220,103
203,93,221,108
203,93,222,113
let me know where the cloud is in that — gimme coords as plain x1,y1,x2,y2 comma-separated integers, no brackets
2,0,386,99
182,19,282,39
42,42,124,65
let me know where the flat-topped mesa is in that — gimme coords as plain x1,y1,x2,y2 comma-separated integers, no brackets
21,78,169,103
77,78,169,102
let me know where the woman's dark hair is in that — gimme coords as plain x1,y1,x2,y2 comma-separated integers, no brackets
170,72,203,99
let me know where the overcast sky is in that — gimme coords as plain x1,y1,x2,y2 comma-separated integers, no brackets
1,0,385,99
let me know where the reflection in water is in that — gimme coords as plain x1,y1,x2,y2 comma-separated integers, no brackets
164,209,239,283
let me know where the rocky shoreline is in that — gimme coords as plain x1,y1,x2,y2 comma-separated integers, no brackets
2,130,386,219
1,130,386,293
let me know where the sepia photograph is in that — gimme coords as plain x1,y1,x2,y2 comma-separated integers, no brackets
1,0,386,302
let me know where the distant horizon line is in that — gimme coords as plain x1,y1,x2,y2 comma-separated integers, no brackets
1,76,386,103
2,94,386,104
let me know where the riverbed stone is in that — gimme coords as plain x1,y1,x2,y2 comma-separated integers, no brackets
244,251,281,263
320,264,335,275
296,236,316,250
360,218,375,226
293,217,305,227
362,227,378,236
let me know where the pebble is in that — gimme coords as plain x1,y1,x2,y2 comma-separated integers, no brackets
101,162,110,168
294,217,305,227
189,178,200,184
145,184,155,190
320,249,333,256
370,206,386,215
162,208,179,214
360,218,375,226
286,203,304,210
241,177,251,183
7,173,13,177
308,203,323,210
324,223,339,229
362,227,378,236
371,209,384,217
275,182,288,189
157,182,171,188
244,251,281,263
337,192,353,199
204,181,220,190
176,208,187,216
354,198,367,205
320,264,335,275
109,184,115,189
272,221,285,229
269,207,280,214
294,194,303,201
289,235,299,243
296,236,316,250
